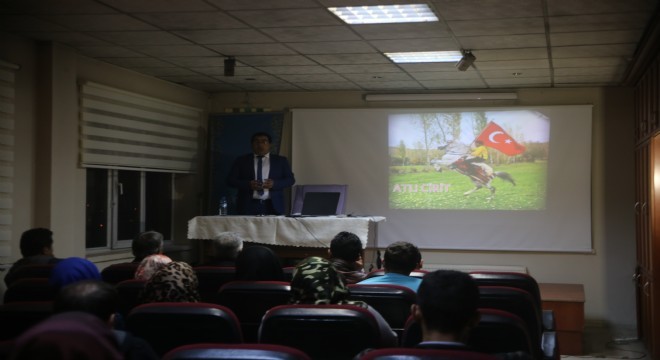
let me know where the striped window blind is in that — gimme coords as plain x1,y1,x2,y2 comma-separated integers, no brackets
0,60,18,257
79,81,202,173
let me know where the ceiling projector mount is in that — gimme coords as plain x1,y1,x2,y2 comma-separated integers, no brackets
456,50,476,71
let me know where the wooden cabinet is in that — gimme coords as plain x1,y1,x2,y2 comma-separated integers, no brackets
539,283,585,355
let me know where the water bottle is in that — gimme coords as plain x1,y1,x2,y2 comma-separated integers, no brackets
219,196,228,216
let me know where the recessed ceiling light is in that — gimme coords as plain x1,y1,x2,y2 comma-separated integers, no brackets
385,51,463,63
328,4,438,24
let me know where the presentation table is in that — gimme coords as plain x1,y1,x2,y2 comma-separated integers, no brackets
187,215,386,264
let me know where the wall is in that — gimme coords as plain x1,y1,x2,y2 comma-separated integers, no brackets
209,88,637,336
0,33,209,267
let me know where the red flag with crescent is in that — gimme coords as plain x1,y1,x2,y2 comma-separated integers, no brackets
476,122,526,156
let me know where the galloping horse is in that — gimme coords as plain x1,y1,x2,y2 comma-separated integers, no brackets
449,157,516,199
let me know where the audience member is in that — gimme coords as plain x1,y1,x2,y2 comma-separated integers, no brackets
49,257,101,290
131,231,164,263
412,270,531,360
53,280,159,360
358,241,423,292
234,245,284,281
9,311,123,360
134,254,172,281
4,227,61,286
139,261,200,303
328,231,366,284
290,256,397,346
203,232,244,266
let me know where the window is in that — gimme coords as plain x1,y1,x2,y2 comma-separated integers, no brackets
86,168,172,250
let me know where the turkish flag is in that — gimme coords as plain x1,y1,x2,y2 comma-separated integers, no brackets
476,122,526,156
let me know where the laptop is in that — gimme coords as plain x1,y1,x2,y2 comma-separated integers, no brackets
299,192,341,216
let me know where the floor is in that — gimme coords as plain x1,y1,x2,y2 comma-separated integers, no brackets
563,327,648,360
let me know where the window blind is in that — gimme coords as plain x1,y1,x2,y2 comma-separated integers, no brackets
79,81,202,173
0,60,18,257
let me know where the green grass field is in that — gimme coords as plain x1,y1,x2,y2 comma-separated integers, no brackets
389,162,547,210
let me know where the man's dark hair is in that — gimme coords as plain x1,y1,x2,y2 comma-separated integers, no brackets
251,132,272,143
19,228,53,257
53,280,118,322
383,241,421,274
132,231,163,262
330,231,363,262
417,270,479,334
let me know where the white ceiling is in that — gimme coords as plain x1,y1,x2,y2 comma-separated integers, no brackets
0,0,657,93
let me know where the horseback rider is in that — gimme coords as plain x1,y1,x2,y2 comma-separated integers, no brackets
465,140,489,177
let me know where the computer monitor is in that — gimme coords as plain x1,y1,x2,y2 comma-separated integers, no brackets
291,184,347,215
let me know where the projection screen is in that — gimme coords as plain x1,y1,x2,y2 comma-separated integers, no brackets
291,105,592,252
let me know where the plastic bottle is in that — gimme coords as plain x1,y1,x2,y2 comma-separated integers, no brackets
219,196,228,216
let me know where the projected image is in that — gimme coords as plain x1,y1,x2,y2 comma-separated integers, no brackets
389,111,550,210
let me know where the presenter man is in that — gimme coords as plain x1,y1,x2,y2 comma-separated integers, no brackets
227,132,295,215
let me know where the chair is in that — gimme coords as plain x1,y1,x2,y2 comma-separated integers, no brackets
0,301,54,340
115,278,147,317
357,348,499,360
215,281,291,342
470,271,555,330
3,264,56,287
364,270,428,279
282,266,295,282
126,302,243,357
193,266,236,303
101,262,139,284
259,304,396,360
401,308,534,358
3,278,56,303
163,343,311,360
347,284,417,338
478,286,557,360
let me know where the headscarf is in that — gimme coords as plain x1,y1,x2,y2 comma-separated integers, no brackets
10,311,122,360
235,245,284,281
135,254,172,281
49,257,101,290
290,256,366,307
139,261,200,303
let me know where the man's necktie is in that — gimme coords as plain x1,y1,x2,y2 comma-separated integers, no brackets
257,155,264,195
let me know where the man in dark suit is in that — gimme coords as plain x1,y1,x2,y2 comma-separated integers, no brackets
227,132,295,215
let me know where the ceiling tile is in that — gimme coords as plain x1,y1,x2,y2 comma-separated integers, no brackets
457,34,547,49
134,12,247,30
398,63,461,72
0,15,70,32
183,82,242,91
554,74,621,84
278,73,348,82
549,13,652,32
42,14,156,31
229,9,341,27
433,0,544,20
554,66,622,76
94,31,192,45
298,82,362,90
215,74,284,84
326,64,402,73
307,53,390,65
263,26,360,42
0,0,117,14
369,38,458,52
131,67,199,76
448,17,545,36
99,0,217,12
342,72,415,82
192,66,266,76
409,71,485,81
420,79,487,89
286,41,377,54
23,31,109,46
553,57,627,68
237,55,318,66
129,45,219,57
480,68,551,78
239,82,303,91
552,44,637,58
547,0,656,16
551,30,644,46
352,22,452,40
207,0,321,11
474,48,548,61
98,57,176,67
158,74,218,83
257,66,333,75
475,59,550,70
164,57,225,67
485,77,551,86
77,46,146,58
357,80,424,90
174,29,273,44
207,44,296,56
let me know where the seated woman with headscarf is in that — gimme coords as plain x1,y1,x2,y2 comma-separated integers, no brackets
235,245,284,281
289,256,398,346
134,254,172,281
139,261,200,303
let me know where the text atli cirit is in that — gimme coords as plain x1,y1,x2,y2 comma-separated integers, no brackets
392,183,451,193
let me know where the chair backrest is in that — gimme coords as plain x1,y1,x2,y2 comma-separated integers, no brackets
401,308,534,358
101,262,139,285
3,278,56,303
259,304,389,360
0,301,54,340
4,264,56,287
358,348,499,360
478,286,542,358
115,278,147,317
365,270,427,279
282,266,295,282
126,302,243,357
470,271,542,312
193,266,236,303
347,284,417,335
163,343,311,360
215,281,291,342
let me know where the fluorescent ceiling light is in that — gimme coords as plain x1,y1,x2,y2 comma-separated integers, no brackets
385,51,463,63
364,93,518,101
328,4,438,24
